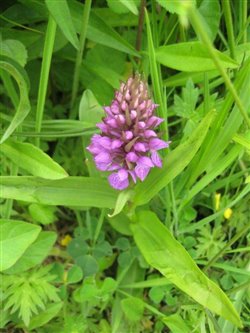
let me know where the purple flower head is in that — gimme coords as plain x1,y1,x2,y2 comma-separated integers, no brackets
87,74,170,190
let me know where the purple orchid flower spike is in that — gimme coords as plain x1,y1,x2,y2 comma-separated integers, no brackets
87,74,170,190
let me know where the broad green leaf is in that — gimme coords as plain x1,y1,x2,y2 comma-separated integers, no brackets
84,61,121,89
28,203,56,225
131,211,242,327
108,190,133,217
68,2,139,55
0,139,68,179
119,0,138,15
0,219,41,271
4,231,56,274
156,0,195,15
198,0,220,41
108,213,133,236
162,314,191,333
87,12,139,56
45,0,79,50
0,176,118,208
0,56,30,143
66,265,83,284
0,38,27,66
133,109,216,206
79,89,104,125
121,297,144,322
155,42,238,72
28,302,63,330
76,254,99,276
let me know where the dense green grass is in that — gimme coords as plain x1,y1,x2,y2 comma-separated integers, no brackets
0,0,249,332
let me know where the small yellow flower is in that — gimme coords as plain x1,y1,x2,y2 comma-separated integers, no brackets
215,193,221,211
224,208,233,220
60,234,72,247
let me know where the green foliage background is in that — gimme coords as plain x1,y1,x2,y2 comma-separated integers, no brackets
0,0,249,332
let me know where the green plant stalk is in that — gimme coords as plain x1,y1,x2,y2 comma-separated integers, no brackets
222,0,236,60
145,10,168,141
203,224,250,272
70,0,92,110
1,71,21,219
35,15,57,146
2,163,18,219
188,7,250,128
242,0,248,43
0,70,19,108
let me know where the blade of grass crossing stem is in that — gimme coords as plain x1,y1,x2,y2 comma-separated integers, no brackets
35,15,56,147
70,0,92,111
133,109,215,207
131,211,242,327
187,6,250,128
145,9,168,141
179,144,243,209
181,58,250,191
0,56,30,144
179,184,250,234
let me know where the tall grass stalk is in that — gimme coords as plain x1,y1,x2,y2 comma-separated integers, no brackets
35,15,56,146
222,0,236,60
70,0,92,111
188,7,250,128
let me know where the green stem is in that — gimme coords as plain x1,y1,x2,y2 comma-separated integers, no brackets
93,209,106,245
35,15,57,146
203,224,250,272
188,7,250,128
145,10,168,141
0,71,19,108
222,0,236,60
242,0,248,43
3,163,18,219
70,0,92,111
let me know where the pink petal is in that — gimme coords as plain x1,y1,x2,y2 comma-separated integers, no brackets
126,152,138,163
94,152,111,164
147,116,164,128
137,156,154,167
149,138,169,151
111,139,123,149
130,110,137,119
151,151,162,167
99,136,112,149
106,118,118,128
144,130,157,138
128,170,137,183
135,165,151,181
134,142,148,152
117,169,129,181
96,123,108,133
108,172,129,190
124,131,133,140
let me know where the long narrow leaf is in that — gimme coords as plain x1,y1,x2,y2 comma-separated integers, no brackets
131,211,242,327
0,176,117,208
1,139,68,179
0,56,30,143
133,109,216,206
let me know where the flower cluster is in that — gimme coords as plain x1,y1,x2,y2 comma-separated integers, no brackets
87,75,170,190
